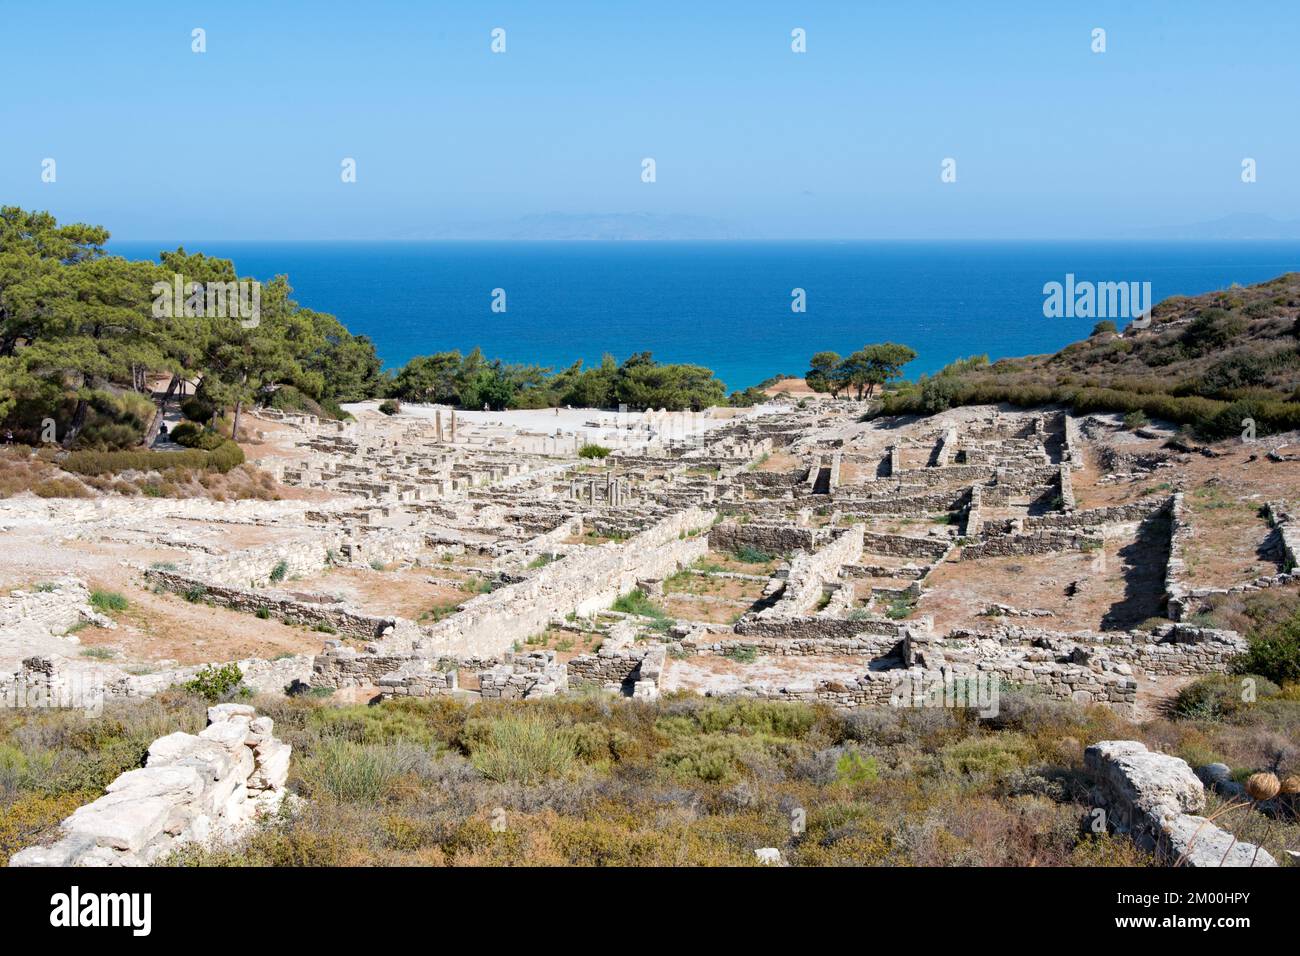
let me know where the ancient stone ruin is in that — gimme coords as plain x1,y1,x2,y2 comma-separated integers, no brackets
9,704,289,867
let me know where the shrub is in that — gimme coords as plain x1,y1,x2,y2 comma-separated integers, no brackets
920,375,961,413
268,560,289,583
578,443,611,459
1232,623,1300,686
378,399,400,416
885,597,915,620
722,645,758,664
170,422,227,451
182,663,245,702
657,733,783,784
1170,674,1280,720
939,733,1035,777
465,714,577,785
62,441,244,476
733,546,772,564
181,398,215,423
298,739,424,803
610,588,669,621
834,750,880,785
1091,320,1117,335
89,590,128,613
1122,410,1148,430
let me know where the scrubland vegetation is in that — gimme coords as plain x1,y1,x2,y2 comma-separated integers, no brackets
2,672,1295,866
868,274,1300,438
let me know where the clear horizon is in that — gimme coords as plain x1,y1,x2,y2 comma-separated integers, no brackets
4,1,1299,240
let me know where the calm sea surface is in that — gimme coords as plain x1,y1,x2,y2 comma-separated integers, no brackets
109,240,1300,390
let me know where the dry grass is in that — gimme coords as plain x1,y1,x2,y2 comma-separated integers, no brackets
2,681,1290,867
0,445,283,501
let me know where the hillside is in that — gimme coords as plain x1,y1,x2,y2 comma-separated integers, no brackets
880,272,1300,438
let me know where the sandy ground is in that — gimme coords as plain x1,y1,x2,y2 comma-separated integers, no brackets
763,377,819,398
919,530,1165,633
662,653,875,694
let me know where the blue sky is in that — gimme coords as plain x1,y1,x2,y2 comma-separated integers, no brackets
2,1,1297,239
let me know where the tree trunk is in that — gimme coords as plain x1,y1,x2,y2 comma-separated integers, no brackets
61,398,89,448
231,399,243,443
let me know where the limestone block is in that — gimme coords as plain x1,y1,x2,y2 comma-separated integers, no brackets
199,716,252,753
146,731,202,766
249,740,291,791
64,794,173,853
174,739,237,783
106,765,205,802
208,702,257,724
8,833,96,867
200,769,244,818
1086,740,1205,817
1163,814,1277,867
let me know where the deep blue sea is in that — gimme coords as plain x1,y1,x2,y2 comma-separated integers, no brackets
108,241,1300,390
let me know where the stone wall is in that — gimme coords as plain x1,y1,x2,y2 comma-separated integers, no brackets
763,526,864,616
311,643,425,688
0,578,116,650
1164,492,1193,620
734,614,904,641
567,645,652,688
10,704,290,867
1058,463,1076,512
1023,497,1171,531
411,507,715,658
709,521,826,555
682,632,901,659
1085,740,1276,867
145,569,394,641
860,531,951,560
960,530,1101,560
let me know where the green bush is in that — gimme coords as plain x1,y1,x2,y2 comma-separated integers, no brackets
63,441,244,476
89,590,128,613
722,645,758,664
610,588,670,623
181,398,215,423
578,443,611,459
1171,674,1280,720
169,422,227,450
464,714,577,784
298,739,422,803
378,399,400,416
940,733,1035,777
1232,611,1300,685
1122,410,1148,430
182,663,245,702
268,560,289,583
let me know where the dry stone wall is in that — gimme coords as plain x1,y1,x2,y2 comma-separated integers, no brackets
1086,740,1276,867
10,704,290,867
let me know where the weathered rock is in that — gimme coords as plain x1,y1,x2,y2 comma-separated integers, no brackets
1086,740,1275,868
64,794,173,853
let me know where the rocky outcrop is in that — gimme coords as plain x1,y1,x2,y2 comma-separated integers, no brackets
9,704,290,867
1085,740,1277,867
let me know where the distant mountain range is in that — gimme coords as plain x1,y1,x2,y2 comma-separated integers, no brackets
1127,213,1300,240
395,212,754,241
